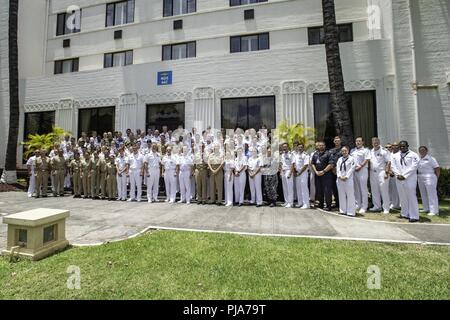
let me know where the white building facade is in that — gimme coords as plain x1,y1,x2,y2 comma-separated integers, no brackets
0,0,449,168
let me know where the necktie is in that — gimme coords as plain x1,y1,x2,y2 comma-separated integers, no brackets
400,151,409,166
340,157,349,172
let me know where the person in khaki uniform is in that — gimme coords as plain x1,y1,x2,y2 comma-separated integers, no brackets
89,152,99,199
51,149,66,197
80,152,91,199
35,150,51,198
70,152,82,198
106,155,117,201
97,153,108,199
208,144,224,205
194,144,208,205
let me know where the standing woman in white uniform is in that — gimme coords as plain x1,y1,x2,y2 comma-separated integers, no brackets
418,146,440,216
388,142,401,209
350,137,370,214
26,151,38,198
176,146,194,204
336,146,357,216
115,147,128,201
224,148,235,207
280,143,294,208
247,147,263,207
234,147,248,206
293,143,310,209
162,146,178,203
391,141,420,223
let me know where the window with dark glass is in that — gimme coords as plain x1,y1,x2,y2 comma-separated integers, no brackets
24,111,55,140
308,23,353,45
146,103,185,131
221,96,276,130
56,10,82,36
106,0,135,27
162,42,196,60
163,0,196,17
104,50,133,68
230,0,267,6
54,58,79,74
78,107,115,137
43,225,57,244
313,91,377,148
230,33,269,53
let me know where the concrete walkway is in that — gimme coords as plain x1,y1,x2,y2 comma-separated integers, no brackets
1,192,450,248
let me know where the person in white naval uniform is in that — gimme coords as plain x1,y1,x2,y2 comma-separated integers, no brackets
115,147,128,201
234,147,248,206
336,146,357,216
162,147,178,203
127,145,145,202
280,143,294,208
293,143,310,209
176,146,194,204
391,141,420,223
247,148,263,207
26,151,38,198
350,137,370,214
144,143,161,203
369,137,391,214
417,146,440,216
388,142,401,209
224,149,236,207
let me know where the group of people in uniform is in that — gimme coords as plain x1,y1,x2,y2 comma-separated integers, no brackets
25,126,441,223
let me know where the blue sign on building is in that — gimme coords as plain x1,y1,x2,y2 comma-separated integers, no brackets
157,71,173,85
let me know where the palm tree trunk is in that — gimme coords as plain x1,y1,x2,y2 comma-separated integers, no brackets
2,0,19,183
322,0,354,147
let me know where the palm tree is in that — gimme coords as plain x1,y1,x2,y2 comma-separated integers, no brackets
322,0,354,147
1,0,19,184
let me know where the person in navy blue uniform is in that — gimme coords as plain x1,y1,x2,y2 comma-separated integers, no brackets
311,141,334,211
328,136,343,208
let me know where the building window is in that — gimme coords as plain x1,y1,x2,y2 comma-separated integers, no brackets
78,107,115,137
230,0,268,6
163,0,196,17
104,50,133,68
313,91,377,148
230,33,269,53
308,23,353,45
56,10,82,36
162,42,196,60
106,0,135,27
146,103,185,131
221,96,276,130
54,58,79,74
24,112,55,141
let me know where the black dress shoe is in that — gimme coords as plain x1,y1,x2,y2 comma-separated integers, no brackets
409,219,419,223
324,207,332,211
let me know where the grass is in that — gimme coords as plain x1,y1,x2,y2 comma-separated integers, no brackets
361,199,450,224
0,230,449,300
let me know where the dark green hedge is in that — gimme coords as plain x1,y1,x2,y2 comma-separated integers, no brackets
438,168,450,200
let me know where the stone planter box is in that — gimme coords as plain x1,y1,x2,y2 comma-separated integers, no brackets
2,208,70,261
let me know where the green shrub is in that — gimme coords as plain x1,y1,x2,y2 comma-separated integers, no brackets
438,168,450,200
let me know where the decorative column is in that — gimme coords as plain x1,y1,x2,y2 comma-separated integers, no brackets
281,80,310,127
117,93,138,132
56,99,75,133
383,75,399,142
192,87,215,132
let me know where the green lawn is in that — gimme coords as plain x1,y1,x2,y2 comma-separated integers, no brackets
361,199,450,224
0,231,449,300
